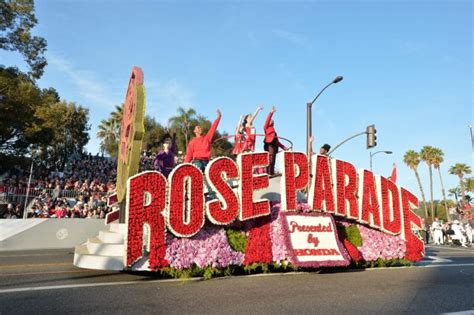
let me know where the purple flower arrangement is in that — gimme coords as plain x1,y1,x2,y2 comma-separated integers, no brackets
165,225,244,269
357,225,406,261
269,203,288,263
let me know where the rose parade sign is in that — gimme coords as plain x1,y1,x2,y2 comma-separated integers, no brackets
124,151,425,272
116,67,146,204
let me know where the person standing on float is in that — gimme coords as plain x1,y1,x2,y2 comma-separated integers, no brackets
242,106,262,152
154,132,177,178
263,106,288,175
185,109,222,172
308,136,331,157
232,115,246,156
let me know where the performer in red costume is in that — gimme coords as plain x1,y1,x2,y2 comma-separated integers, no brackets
232,115,246,156
185,109,222,172
242,106,262,152
263,106,288,175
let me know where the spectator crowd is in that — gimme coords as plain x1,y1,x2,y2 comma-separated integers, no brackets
1,154,116,219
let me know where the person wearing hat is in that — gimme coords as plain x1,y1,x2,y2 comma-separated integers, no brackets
309,136,331,157
320,143,331,156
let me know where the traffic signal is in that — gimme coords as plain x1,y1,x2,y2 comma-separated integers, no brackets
366,124,377,149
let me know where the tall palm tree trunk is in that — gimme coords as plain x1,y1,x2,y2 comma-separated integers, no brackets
414,169,429,219
459,175,466,205
437,167,450,222
428,165,434,219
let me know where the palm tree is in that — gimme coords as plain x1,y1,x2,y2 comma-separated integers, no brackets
95,104,124,157
466,177,474,193
404,150,429,218
449,163,472,205
97,118,119,157
420,146,436,219
168,107,196,148
448,187,460,201
111,104,123,127
431,147,450,221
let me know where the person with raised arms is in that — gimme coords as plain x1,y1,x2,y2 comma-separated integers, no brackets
232,115,246,156
263,106,288,175
184,109,222,172
242,106,262,152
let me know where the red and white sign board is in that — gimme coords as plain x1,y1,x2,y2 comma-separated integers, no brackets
281,212,350,268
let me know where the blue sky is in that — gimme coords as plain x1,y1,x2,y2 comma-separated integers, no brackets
1,0,472,200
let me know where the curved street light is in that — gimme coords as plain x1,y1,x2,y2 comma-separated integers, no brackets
370,150,392,171
306,76,343,159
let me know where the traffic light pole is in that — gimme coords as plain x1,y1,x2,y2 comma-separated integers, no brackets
327,131,367,156
369,150,392,171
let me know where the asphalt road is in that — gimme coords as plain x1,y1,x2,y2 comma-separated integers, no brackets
0,245,473,314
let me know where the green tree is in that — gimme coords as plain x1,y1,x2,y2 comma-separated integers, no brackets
0,0,47,79
420,146,436,219
34,101,90,170
431,147,450,221
212,131,233,158
142,115,166,153
404,150,428,218
0,66,45,154
168,107,196,149
449,163,472,205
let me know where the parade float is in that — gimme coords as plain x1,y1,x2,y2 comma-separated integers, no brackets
73,67,424,277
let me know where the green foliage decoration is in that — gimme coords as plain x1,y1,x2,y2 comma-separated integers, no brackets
338,224,363,247
345,224,363,247
225,228,247,253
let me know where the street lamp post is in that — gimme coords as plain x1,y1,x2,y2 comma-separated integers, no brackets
23,151,35,219
306,76,343,159
369,150,392,172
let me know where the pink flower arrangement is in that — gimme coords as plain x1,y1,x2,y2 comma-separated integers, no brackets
357,225,406,261
165,225,244,269
270,203,289,263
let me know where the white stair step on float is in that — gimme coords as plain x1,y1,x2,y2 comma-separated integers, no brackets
109,223,128,234
98,230,125,244
86,237,125,256
73,244,124,271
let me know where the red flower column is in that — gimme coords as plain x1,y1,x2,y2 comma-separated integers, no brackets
244,216,273,265
238,152,273,265
127,171,168,269
401,188,424,262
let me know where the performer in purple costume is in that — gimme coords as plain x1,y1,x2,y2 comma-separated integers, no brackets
154,132,177,177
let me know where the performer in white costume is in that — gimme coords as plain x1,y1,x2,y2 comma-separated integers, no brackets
431,218,443,245
451,220,467,247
